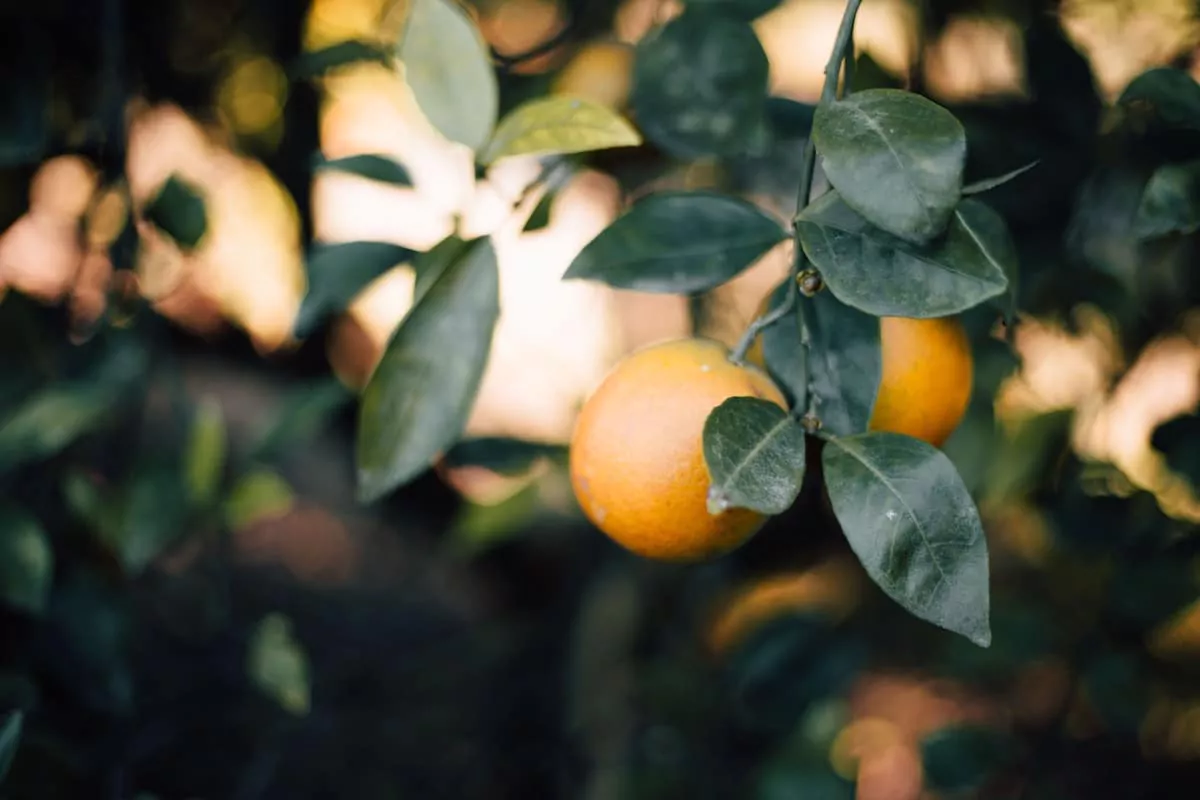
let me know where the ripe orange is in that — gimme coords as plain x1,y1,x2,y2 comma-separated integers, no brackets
569,338,787,561
551,40,634,110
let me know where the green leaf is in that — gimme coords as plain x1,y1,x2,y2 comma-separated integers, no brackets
801,290,880,437
812,89,966,244
1118,67,1200,132
822,432,990,646
0,384,116,473
0,505,52,615
564,191,786,293
765,97,816,140
144,174,207,251
397,0,498,152
962,161,1040,196
412,234,473,302
522,188,556,233
184,396,226,508
703,397,806,515
1151,414,1200,486
683,0,782,23
357,237,500,501
250,378,353,461
796,191,1008,318
295,241,416,338
97,469,189,575
291,40,390,79
920,725,1012,794
480,96,640,164
759,281,806,408
225,469,295,530
1133,159,1200,240
313,153,413,186
849,51,903,93
0,710,22,783
442,437,567,475
247,613,310,716
957,198,1019,323
631,9,770,159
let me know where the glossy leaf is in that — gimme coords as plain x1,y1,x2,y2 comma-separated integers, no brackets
225,469,296,530
0,505,52,615
823,432,991,646
247,613,310,716
631,9,770,159
1118,67,1200,132
801,290,880,437
295,241,416,338
796,191,1009,318
144,175,207,251
291,40,390,79
480,96,640,164
0,710,21,783
314,153,412,186
397,0,498,152
703,397,806,515
813,89,966,244
357,237,500,501
0,384,116,473
184,396,226,508
564,191,786,293
1133,159,1200,240
759,281,806,408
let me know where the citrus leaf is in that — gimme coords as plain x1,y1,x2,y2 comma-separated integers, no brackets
920,725,1013,794
412,234,473,302
397,0,498,152
796,191,1008,318
0,384,116,473
291,40,390,79
480,96,640,164
759,280,806,408
225,469,295,530
1133,159,1200,240
314,153,412,186
822,432,991,647
443,437,567,475
357,237,499,501
813,89,966,244
631,9,770,159
523,188,556,233
184,396,226,508
962,161,1039,196
144,174,207,251
100,469,190,576
0,710,22,783
0,505,52,615
564,191,786,293
1118,67,1200,132
956,198,1019,323
703,397,806,515
250,378,352,461
801,290,880,437
295,241,416,338
247,613,310,717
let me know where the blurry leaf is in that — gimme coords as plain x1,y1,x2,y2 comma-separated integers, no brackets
251,378,353,460
0,505,51,615
813,89,966,244
765,96,816,139
962,161,1040,196
1151,413,1200,486
91,469,189,575
313,153,412,186
0,384,116,473
1118,67,1200,132
411,234,473,301
849,51,903,93
760,281,806,408
1023,15,1101,144
291,40,390,79
0,710,21,783
1108,555,1199,630
247,613,310,717
823,432,990,646
449,481,540,555
480,96,640,164
797,191,1008,318
801,290,880,437
184,396,226,508
703,397,806,515
564,191,786,293
357,237,500,501
225,469,295,530
683,0,782,23
295,241,416,338
40,577,133,715
1133,159,1200,240
443,437,567,475
757,764,855,800
144,175,207,251
983,410,1073,505
522,187,556,232
631,9,770,159
397,0,498,152
920,725,1013,794
1082,652,1149,735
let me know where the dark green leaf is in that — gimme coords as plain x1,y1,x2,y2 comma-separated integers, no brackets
0,384,116,473
314,153,412,186
0,505,51,615
765,97,816,140
921,725,1013,794
757,765,855,800
295,241,416,338
813,89,966,244
247,613,310,716
1082,653,1149,734
957,199,1019,323
1023,15,1102,145
357,237,500,501
184,396,226,508
523,188,556,233
412,234,473,302
291,40,390,79
849,51,903,93
397,0,498,152
0,710,21,783
1151,414,1200,486
250,378,353,461
703,397,806,515
631,9,770,159
823,432,991,646
1118,67,1200,132
801,290,880,437
1133,159,1200,240
683,0,782,23
443,437,567,475
962,161,1040,196
564,191,786,293
144,175,207,251
796,191,1009,318
479,96,640,164
98,470,189,575
759,281,806,408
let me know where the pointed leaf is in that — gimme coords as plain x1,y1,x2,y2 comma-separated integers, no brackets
250,378,352,461
1133,159,1200,240
1118,67,1200,132
813,89,966,244
480,96,640,164
956,198,1019,323
412,234,474,301
703,397,806,515
443,437,567,475
0,384,116,473
802,290,880,437
796,191,1008,318
0,710,22,783
104,469,190,575
357,237,499,501
295,241,415,338
397,0,498,152
759,280,806,408
962,161,1039,196
247,613,310,716
314,153,412,186
564,191,786,293
184,396,226,508
0,505,52,615
144,174,207,251
523,188,557,233
823,432,991,646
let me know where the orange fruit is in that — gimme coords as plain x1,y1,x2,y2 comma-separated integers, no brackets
551,40,634,109
569,337,787,561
